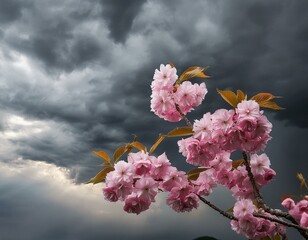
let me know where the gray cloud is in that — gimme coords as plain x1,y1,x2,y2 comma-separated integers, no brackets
0,0,307,239
100,0,147,43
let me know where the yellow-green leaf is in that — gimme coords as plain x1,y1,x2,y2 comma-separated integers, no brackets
251,93,280,102
258,101,284,110
217,89,238,108
100,162,111,167
113,145,126,163
178,66,210,83
167,127,193,137
274,234,282,240
187,167,209,180
297,172,308,190
149,134,166,154
86,167,114,184
236,89,247,102
251,93,284,110
130,141,147,152
232,159,244,169
226,206,234,213
92,150,111,164
259,236,272,240
125,143,133,154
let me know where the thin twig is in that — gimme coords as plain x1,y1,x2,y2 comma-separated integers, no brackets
242,151,265,207
254,213,308,237
197,194,237,221
175,104,192,127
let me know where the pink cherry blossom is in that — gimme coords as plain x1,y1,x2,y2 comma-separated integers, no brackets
300,212,308,228
134,177,158,202
152,64,178,91
236,100,261,120
250,153,270,175
166,183,199,212
150,152,171,180
193,171,217,196
150,90,175,116
209,151,232,171
212,109,235,133
174,81,196,111
113,160,134,183
281,198,295,210
193,113,213,141
123,193,151,215
192,82,207,107
128,151,152,176
161,167,188,191
103,187,118,202
233,199,257,218
290,199,308,222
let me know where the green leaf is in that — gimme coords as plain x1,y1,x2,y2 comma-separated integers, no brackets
149,134,166,154
187,167,209,181
113,145,126,163
167,126,193,137
86,167,114,184
92,150,111,164
178,66,210,84
217,89,238,108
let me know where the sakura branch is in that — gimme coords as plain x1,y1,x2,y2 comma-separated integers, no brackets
88,64,308,239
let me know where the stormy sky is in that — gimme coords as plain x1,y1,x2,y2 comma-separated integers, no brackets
0,0,307,239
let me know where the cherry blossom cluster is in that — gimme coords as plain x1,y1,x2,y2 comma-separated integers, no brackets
150,64,207,122
178,100,272,166
103,151,217,214
231,199,286,239
96,64,308,239
201,152,276,199
282,197,308,228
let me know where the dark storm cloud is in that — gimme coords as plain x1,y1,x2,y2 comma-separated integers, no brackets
100,0,147,42
0,0,30,24
0,1,307,239
2,0,107,72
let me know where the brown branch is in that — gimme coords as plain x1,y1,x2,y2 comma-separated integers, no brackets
197,194,237,221
254,213,308,238
242,151,308,238
175,104,192,127
242,151,265,207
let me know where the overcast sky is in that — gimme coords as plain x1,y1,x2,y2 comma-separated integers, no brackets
0,0,307,239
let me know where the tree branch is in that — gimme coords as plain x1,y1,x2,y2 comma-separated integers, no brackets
254,213,308,238
197,194,237,221
175,104,192,127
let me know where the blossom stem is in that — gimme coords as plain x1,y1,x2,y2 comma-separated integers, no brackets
197,194,237,221
175,104,192,127
242,151,265,207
